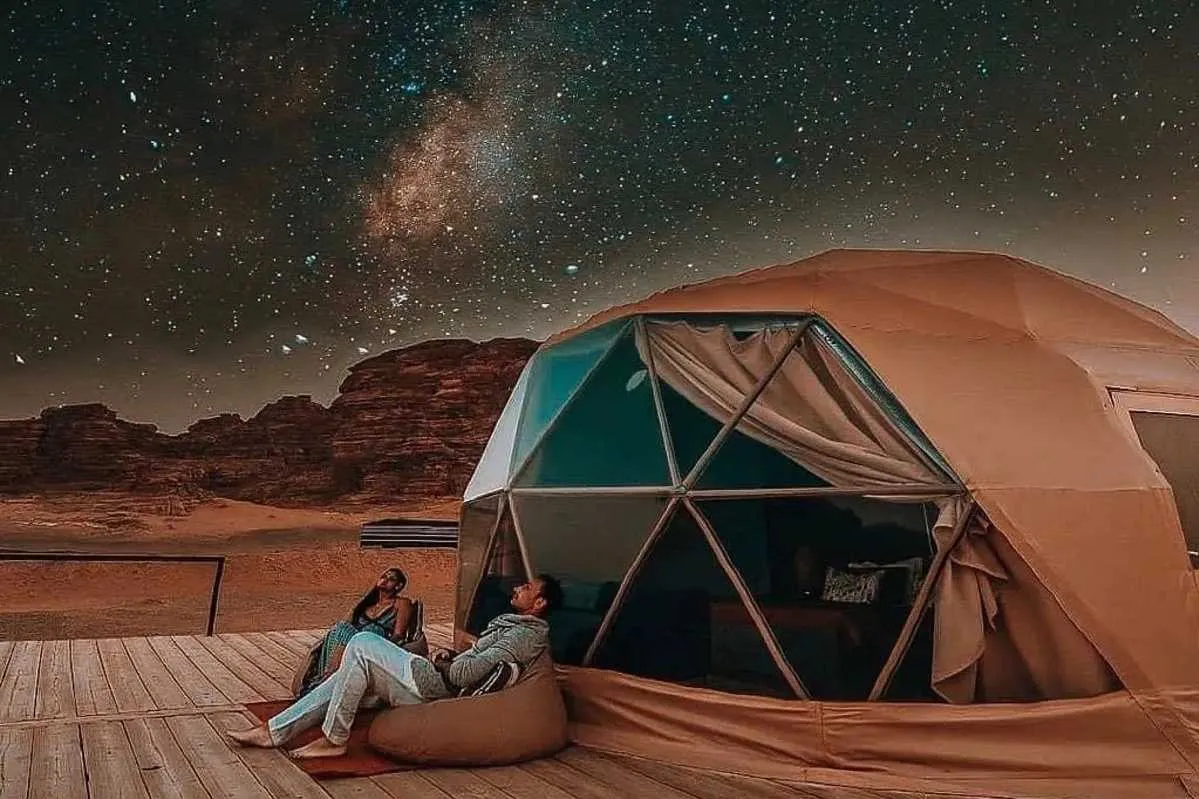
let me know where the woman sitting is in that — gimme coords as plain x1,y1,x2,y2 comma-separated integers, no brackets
293,567,427,697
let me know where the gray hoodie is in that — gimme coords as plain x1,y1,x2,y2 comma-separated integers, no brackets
410,613,549,698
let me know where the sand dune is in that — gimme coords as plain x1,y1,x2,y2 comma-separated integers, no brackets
0,493,460,639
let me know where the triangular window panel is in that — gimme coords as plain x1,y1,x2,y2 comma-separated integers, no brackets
510,320,628,477
512,493,670,665
515,327,671,487
658,377,727,485
455,495,503,630
694,422,828,490
591,503,796,698
694,335,865,490
465,366,530,501
697,496,937,700
465,504,528,636
644,321,827,490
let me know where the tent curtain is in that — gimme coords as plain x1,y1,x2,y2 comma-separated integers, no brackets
637,320,1118,704
932,498,1119,703
636,321,944,487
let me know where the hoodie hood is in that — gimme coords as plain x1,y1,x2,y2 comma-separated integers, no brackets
487,612,550,633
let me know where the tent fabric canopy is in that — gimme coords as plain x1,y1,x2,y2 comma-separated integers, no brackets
458,248,1199,795
931,498,1119,703
635,320,945,488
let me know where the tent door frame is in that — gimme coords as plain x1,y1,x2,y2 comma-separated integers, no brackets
1110,389,1199,439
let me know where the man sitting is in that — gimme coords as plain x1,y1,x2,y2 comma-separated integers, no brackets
228,574,563,759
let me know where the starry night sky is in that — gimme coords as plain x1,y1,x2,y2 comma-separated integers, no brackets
3,1,1198,431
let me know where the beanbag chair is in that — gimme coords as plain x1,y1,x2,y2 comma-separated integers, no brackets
367,652,568,765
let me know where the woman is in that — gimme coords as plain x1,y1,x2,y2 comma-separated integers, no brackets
292,567,428,697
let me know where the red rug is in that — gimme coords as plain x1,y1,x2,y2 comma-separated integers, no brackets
244,700,416,780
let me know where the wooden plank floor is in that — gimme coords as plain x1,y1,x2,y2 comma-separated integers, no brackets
0,624,953,799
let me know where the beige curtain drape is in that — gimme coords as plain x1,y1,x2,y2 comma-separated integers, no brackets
932,499,1119,702
638,320,1117,703
637,321,944,487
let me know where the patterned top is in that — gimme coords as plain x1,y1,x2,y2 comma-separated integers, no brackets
353,604,399,638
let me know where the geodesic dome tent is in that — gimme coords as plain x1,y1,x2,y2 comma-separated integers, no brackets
455,249,1199,797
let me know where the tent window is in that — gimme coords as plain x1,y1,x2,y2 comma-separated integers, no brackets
696,497,937,700
455,495,503,630
658,376,827,489
511,493,670,665
516,328,672,488
512,320,628,475
591,504,797,699
1129,410,1199,564
465,506,527,636
465,368,529,502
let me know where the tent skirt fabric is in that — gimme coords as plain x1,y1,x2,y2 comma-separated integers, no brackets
558,665,1199,798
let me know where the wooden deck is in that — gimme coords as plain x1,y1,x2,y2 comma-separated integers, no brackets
0,624,945,799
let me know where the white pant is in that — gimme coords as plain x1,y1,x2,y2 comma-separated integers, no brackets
268,631,444,746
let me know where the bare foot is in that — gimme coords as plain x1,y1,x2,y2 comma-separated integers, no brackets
288,737,348,759
227,724,275,748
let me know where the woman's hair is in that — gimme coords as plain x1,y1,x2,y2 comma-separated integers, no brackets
351,567,408,625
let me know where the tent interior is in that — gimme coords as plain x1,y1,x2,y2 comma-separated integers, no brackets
457,314,1121,704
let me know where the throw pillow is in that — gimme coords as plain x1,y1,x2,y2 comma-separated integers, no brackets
821,567,883,604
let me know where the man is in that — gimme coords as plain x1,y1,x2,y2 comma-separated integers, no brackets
228,574,562,759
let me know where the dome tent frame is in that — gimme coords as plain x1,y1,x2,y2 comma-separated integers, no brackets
453,250,1199,796
458,312,969,702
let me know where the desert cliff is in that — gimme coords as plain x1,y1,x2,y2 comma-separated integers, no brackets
0,337,538,506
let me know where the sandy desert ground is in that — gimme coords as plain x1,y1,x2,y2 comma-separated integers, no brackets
0,492,461,640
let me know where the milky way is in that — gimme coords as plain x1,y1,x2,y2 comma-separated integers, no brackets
2,2,1197,431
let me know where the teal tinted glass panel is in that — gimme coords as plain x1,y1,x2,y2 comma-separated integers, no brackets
516,328,671,487
466,506,527,636
662,371,825,490
696,497,936,700
455,495,502,629
590,504,796,698
512,493,669,665
651,321,824,489
511,320,628,475
689,345,828,489
694,423,828,489
658,378,724,484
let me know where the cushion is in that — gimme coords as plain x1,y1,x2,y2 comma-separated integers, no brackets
367,651,567,766
821,566,883,604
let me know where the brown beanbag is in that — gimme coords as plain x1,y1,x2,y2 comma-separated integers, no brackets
367,652,568,766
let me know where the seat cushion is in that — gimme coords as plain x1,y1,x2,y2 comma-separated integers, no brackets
367,652,568,766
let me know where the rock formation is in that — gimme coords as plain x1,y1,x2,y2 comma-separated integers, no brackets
0,337,538,506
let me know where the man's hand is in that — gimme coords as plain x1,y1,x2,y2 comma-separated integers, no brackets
432,649,456,673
